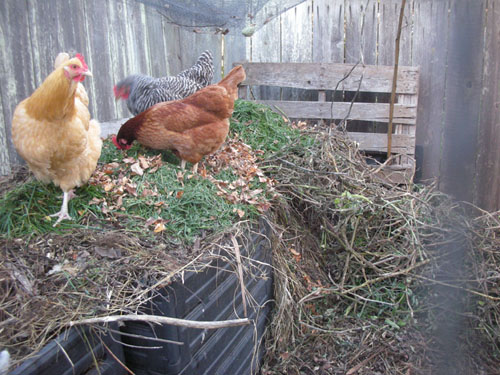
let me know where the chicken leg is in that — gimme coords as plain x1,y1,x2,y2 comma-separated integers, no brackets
50,190,74,226
180,159,198,174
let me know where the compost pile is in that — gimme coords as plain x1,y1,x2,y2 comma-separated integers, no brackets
259,125,500,374
0,102,276,367
1,101,499,373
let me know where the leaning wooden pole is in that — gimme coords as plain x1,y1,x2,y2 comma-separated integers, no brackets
387,0,407,159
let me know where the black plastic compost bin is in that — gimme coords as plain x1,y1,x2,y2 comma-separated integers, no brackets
9,323,125,375
121,218,273,375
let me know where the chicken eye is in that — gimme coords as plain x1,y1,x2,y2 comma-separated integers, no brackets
72,64,78,69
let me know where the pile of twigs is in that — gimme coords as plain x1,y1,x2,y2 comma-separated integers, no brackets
261,127,500,374
465,210,500,365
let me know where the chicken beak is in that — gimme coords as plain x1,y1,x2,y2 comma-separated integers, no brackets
83,70,93,77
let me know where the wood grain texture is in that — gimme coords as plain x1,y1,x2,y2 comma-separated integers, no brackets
475,0,500,210
313,0,344,63
348,132,415,154
253,100,417,124
0,0,35,167
224,33,246,78
378,0,414,66
249,2,282,100
439,0,485,201
412,0,449,181
281,1,313,101
239,59,419,163
83,0,115,121
0,95,9,175
236,62,419,94
345,0,378,65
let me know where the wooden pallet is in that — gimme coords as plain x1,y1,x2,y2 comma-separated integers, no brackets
234,62,419,184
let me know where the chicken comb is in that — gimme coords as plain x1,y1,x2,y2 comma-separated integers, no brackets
75,53,88,70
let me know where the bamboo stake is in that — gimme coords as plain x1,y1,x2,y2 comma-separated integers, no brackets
387,0,407,159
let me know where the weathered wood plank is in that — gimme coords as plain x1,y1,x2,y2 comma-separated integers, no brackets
0,0,36,167
344,0,379,131
249,3,282,100
395,94,418,166
236,62,419,94
26,1,61,84
378,0,414,66
439,0,485,201
125,1,150,76
313,0,344,63
144,3,169,79
161,19,182,76
83,0,115,121
345,0,378,64
106,0,129,118
411,0,448,181
250,2,281,63
177,22,222,82
281,1,312,63
224,33,246,78
281,1,313,101
252,100,417,124
0,95,10,175
475,1,500,210
348,132,415,154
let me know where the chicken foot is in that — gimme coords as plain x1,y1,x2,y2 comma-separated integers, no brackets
50,190,75,226
180,159,198,174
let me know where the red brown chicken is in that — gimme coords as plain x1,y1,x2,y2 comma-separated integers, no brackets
112,65,246,173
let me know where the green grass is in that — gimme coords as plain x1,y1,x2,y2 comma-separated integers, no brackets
0,100,301,242
230,100,306,157
0,179,106,238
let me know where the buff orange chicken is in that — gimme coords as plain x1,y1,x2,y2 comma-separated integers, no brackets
11,53,102,226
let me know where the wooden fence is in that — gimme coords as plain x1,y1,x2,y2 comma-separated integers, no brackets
0,0,245,172
1,0,499,211
246,0,500,211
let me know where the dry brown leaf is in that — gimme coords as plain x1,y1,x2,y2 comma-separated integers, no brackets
153,222,166,233
145,217,156,226
103,182,114,192
115,195,123,208
122,157,136,164
138,156,150,169
130,162,144,176
89,197,102,205
234,208,245,218
141,189,154,197
125,184,138,196
176,191,184,199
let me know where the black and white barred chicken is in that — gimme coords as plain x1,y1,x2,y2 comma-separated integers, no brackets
114,50,214,116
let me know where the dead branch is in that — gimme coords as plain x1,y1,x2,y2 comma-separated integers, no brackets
69,314,251,329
